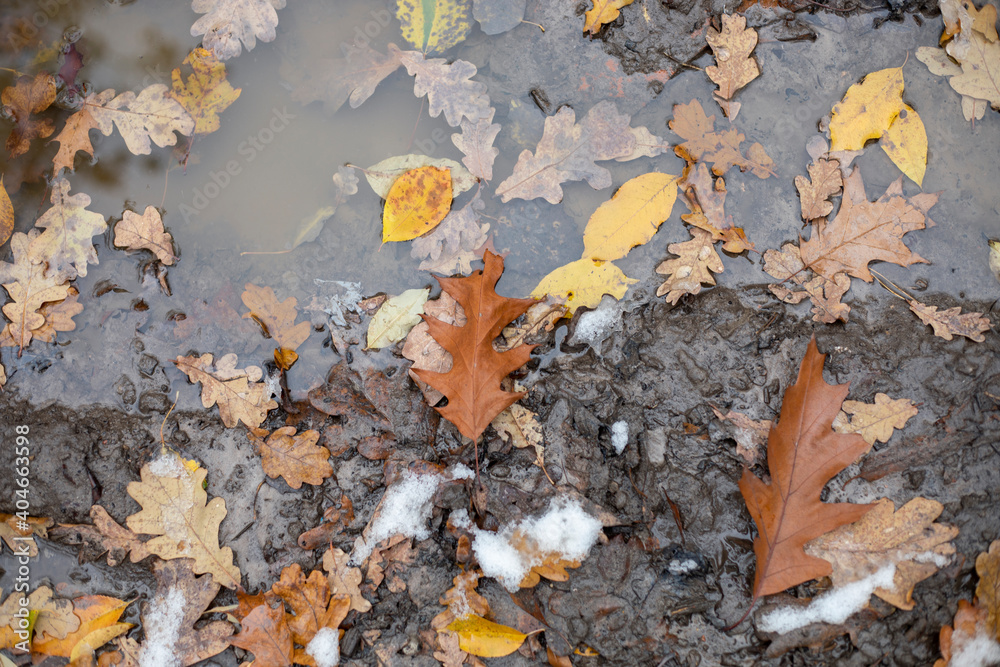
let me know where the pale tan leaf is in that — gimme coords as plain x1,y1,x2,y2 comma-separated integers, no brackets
908,299,992,342
655,228,724,304
832,393,918,446
241,283,311,351
114,207,177,265
174,353,277,429
28,177,107,279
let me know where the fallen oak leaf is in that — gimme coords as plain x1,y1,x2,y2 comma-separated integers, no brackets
191,0,286,61
668,99,774,178
83,85,195,156
451,107,501,181
395,46,491,127
655,228,724,305
491,403,546,471
241,283,311,351
229,602,293,667
832,393,918,446
114,206,177,265
2,72,56,158
679,163,753,254
250,427,332,489
48,505,150,566
291,43,402,114
366,535,417,593
0,586,79,648
410,193,489,276
28,176,107,280
412,250,537,441
738,337,873,604
0,512,52,557
168,47,241,135
174,353,277,429
0,230,72,353
434,630,468,667
322,546,372,614
50,103,101,175
432,570,491,630
795,158,843,222
763,243,851,324
935,599,995,667
908,299,992,342
706,14,760,118
976,540,1000,641
583,0,635,34
271,563,350,656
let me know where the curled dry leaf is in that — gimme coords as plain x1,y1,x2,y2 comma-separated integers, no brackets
250,426,332,489
908,299,992,342
191,0,286,61
581,172,679,262
706,14,760,118
174,353,277,429
114,206,177,265
531,258,636,314
680,163,753,254
795,158,843,222
396,0,474,54
583,0,635,34
2,72,56,158
396,47,492,127
382,166,453,242
655,228,724,305
832,393,918,446
739,337,873,599
126,451,241,589
805,497,958,610
669,99,774,178
168,47,242,135
241,283,311,351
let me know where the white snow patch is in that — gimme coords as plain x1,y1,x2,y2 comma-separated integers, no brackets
350,471,441,565
953,635,1000,667
571,296,621,346
148,452,185,478
668,559,700,575
914,550,952,568
611,421,629,454
758,564,896,634
306,626,341,667
454,496,603,592
450,463,475,480
138,588,186,667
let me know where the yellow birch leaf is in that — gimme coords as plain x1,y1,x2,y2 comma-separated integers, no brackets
168,47,241,135
829,65,906,152
397,0,474,54
530,258,636,314
367,288,430,349
582,172,679,261
33,595,131,658
880,106,927,186
0,177,12,248
583,0,635,34
446,615,527,658
383,166,452,242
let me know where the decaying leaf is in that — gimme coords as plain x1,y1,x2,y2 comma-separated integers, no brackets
679,163,753,254
0,586,79,648
531,258,636,314
174,353,278,429
29,177,107,280
712,407,771,466
799,168,936,282
126,451,241,589
473,0,527,35
0,230,71,353
396,47,492,127
382,166,453,242
908,299,992,342
739,337,873,599
497,297,567,352
364,153,476,199
655,228,725,305
668,99,774,178
250,427,332,489
0,177,12,248
880,105,928,186
829,64,906,151
706,14,760,118
114,206,177,265
795,158,843,222
86,505,152,566
581,172,679,262
451,107,501,181
366,535,417,593
51,102,101,175
291,42,403,113
138,559,233,666
412,250,536,441
976,540,1000,641
31,595,131,661
935,599,994,667
447,615,528,658
403,290,466,404
492,403,545,469
83,85,195,156
241,283,311,351
2,72,56,158
229,600,293,667
432,570,491,630
271,563,350,665
832,393,918,446
397,0,474,54
805,497,957,610
367,288,431,349
323,546,372,614
495,100,644,203
288,166,359,249
410,193,489,276
434,630,469,667
763,243,852,323
191,0,286,61
583,0,635,34
168,47,241,135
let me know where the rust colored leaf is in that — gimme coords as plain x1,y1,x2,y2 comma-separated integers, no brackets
654,228,725,305
230,601,293,667
114,206,177,265
250,426,332,489
51,104,100,176
977,540,1000,642
241,283,311,351
799,168,937,282
935,599,991,667
908,299,992,342
795,158,843,222
271,563,350,653
668,99,774,178
739,337,874,599
366,535,417,593
805,497,958,610
411,250,536,441
2,72,56,158
706,14,760,117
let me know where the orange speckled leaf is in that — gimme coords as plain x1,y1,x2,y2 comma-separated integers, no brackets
382,166,453,242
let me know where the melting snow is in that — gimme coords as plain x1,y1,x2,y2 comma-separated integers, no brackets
138,588,186,667
306,626,341,667
611,420,628,454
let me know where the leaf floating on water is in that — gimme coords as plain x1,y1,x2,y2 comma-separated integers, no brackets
241,283,312,351
190,0,286,61
763,243,851,324
364,153,476,198
829,64,906,152
531,257,636,314
168,47,242,135
396,47,492,127
396,0,474,54
451,107,501,180
655,228,724,305
679,163,753,254
0,230,71,353
581,172,679,262
705,14,760,119
880,105,927,186
473,0,526,35
287,166,359,249
51,103,102,176
411,193,489,276
174,352,278,429
84,85,195,155
1,72,56,158
795,158,843,222
583,0,635,34
367,288,431,349
382,166,453,242
114,206,178,265
28,177,107,280
669,99,774,178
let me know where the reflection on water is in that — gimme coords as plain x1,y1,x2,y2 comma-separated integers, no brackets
0,1,997,408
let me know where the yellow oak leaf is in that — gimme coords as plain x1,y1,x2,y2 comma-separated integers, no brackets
174,353,278,429
976,540,1000,641
531,258,636,314
581,172,679,261
829,65,906,152
250,426,332,489
125,451,241,589
168,47,242,135
114,206,177,265
382,166,453,242
583,0,635,34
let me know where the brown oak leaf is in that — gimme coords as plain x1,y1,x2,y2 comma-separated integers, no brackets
935,599,993,667
29,177,108,280
654,228,725,305
795,158,843,221
271,563,350,659
242,283,312,352
680,164,753,253
431,570,491,630
366,535,417,593
739,337,873,600
0,230,71,353
976,540,1000,642
908,299,992,342
174,353,278,429
2,72,56,158
230,601,293,667
452,107,501,180
114,206,177,265
411,250,536,441
32,285,82,343
250,426,332,489
706,14,760,118
51,104,100,175
763,243,851,323
668,99,774,178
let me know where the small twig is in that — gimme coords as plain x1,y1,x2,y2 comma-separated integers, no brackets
520,20,545,32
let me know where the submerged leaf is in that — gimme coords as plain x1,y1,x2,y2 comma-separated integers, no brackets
28,177,107,280
367,288,431,349
168,47,242,135
705,14,760,117
114,206,177,265
396,47,492,127
1,72,56,158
